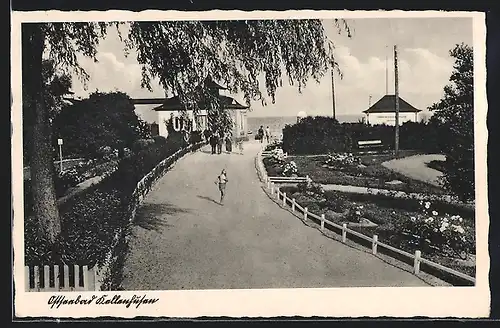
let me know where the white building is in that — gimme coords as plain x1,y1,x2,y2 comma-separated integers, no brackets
150,79,249,139
362,95,421,126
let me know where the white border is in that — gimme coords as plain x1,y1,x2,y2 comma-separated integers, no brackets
11,10,489,318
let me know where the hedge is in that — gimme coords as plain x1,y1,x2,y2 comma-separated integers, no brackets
282,117,443,155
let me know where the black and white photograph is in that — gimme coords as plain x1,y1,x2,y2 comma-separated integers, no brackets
12,10,489,318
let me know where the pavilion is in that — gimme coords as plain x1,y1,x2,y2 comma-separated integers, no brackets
362,95,421,126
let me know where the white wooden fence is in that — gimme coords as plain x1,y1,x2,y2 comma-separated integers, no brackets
267,176,310,184
265,178,476,286
25,264,97,292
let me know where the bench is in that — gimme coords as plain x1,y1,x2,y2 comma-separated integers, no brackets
357,139,383,149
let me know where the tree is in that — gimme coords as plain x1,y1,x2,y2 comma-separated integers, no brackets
428,43,474,201
23,19,350,250
53,91,149,158
124,20,350,132
22,22,112,246
23,59,73,166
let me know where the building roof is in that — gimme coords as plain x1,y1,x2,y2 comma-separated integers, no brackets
362,95,421,114
152,95,249,111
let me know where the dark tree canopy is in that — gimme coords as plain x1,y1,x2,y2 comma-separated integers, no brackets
53,91,150,158
429,43,474,201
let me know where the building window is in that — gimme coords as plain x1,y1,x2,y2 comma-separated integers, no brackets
174,117,181,131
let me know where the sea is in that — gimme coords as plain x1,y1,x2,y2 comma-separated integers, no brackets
247,114,364,137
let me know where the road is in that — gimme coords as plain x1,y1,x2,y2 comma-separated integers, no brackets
121,141,429,290
382,154,446,187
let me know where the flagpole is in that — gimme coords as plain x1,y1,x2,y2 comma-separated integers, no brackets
331,68,336,120
394,45,400,158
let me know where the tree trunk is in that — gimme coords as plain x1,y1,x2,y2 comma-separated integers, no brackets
23,24,61,244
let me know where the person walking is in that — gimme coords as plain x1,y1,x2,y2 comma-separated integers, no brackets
209,133,217,154
214,169,228,205
265,126,271,144
216,131,223,154
237,139,244,154
225,134,233,153
258,126,264,143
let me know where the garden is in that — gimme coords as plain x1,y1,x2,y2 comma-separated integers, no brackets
262,145,444,195
278,182,476,279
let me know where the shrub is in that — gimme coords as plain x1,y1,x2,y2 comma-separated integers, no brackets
399,200,475,259
282,161,298,177
283,117,442,155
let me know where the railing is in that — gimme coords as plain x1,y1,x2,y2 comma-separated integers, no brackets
264,178,476,286
268,176,310,184
25,264,97,292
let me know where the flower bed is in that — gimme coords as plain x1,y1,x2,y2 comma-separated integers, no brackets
24,138,198,290
278,183,475,277
285,155,445,195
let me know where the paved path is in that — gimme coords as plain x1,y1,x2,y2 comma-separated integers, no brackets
382,154,445,187
122,141,428,290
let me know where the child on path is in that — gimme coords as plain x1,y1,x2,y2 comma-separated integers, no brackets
237,140,244,154
215,169,228,205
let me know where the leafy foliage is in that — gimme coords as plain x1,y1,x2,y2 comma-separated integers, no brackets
283,116,442,155
52,91,150,158
428,44,474,201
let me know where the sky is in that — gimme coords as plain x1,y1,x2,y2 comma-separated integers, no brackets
68,17,473,123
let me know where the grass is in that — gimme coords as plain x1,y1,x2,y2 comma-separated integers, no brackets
279,185,476,278
427,159,448,173
279,153,445,195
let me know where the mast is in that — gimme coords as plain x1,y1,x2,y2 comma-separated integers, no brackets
385,45,389,95
394,45,400,158
331,69,336,120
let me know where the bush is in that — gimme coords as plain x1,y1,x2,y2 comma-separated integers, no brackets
399,200,475,259
282,117,442,155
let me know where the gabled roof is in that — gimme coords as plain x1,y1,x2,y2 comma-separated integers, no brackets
363,95,421,113
152,95,249,111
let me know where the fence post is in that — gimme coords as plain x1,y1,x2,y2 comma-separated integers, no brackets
83,265,90,291
24,266,29,291
414,250,421,274
321,214,325,231
292,198,296,212
44,265,50,290
372,235,378,255
34,266,40,291
54,265,59,291
267,178,271,189
342,224,347,243
271,182,274,195
282,192,287,206
276,187,280,199
304,207,308,221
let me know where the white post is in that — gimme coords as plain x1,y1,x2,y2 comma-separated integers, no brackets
267,179,271,189
342,223,347,243
304,207,308,221
276,187,280,199
271,182,274,195
414,250,421,274
292,198,296,212
372,235,378,255
321,214,325,231
282,192,287,206
58,138,63,173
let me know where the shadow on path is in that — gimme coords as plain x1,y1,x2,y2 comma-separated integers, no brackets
197,195,221,206
134,203,191,231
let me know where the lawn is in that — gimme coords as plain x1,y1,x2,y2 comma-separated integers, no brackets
279,184,476,279
274,154,445,195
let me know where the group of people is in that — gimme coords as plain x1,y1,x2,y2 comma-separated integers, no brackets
207,130,243,155
257,125,272,144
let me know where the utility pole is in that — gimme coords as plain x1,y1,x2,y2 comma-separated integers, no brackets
385,45,389,95
394,45,400,158
331,68,336,120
